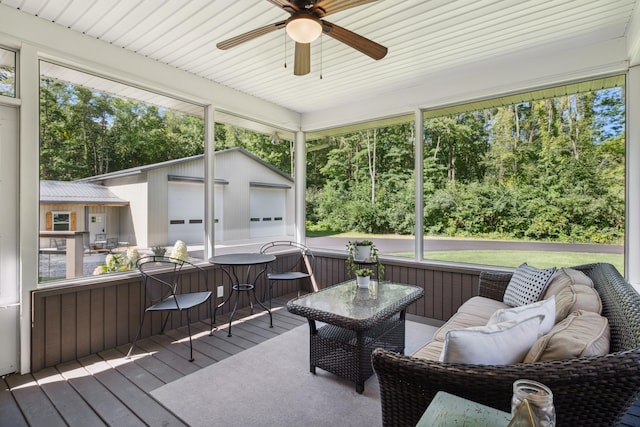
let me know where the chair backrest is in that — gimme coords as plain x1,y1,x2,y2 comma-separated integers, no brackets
95,233,106,242
105,237,118,249
50,238,66,250
260,241,317,290
136,255,186,305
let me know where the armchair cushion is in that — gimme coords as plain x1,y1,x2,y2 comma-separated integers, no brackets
503,263,556,306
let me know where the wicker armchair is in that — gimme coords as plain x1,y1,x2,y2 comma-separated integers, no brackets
372,263,640,427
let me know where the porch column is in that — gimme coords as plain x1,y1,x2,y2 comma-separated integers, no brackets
627,66,640,289
204,105,215,259
295,130,306,243
66,233,84,278
19,43,40,374
414,109,424,260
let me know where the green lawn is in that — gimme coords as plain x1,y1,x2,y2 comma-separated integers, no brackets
394,250,623,272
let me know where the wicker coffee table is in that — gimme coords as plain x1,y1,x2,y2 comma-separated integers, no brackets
287,280,424,393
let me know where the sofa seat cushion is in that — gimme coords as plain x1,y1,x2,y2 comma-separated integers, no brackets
456,296,511,317
412,340,444,361
524,310,610,363
432,297,510,342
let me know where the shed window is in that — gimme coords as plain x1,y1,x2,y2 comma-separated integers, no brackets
52,212,71,231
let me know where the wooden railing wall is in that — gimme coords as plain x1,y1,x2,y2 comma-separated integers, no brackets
31,252,491,372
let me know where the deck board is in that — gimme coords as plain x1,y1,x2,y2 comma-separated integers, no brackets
5,372,66,427
32,367,106,426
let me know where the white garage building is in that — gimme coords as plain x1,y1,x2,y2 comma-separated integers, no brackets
80,147,294,248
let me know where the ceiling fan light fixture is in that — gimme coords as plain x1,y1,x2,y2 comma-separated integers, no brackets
286,15,322,43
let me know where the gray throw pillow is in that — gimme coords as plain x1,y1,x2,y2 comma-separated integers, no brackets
503,263,557,307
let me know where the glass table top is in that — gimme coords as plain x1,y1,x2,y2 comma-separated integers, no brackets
288,280,423,321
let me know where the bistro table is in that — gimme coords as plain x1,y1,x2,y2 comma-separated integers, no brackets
287,280,424,393
209,253,276,337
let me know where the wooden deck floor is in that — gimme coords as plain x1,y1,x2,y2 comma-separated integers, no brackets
1,295,305,427
3,294,640,426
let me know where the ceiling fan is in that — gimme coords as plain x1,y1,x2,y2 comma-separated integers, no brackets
216,0,388,76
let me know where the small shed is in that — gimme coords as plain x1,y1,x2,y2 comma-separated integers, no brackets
39,180,129,249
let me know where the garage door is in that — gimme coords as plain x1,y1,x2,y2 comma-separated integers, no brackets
168,182,204,244
249,187,286,238
168,182,223,244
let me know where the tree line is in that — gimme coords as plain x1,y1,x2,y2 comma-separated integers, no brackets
39,79,625,244
306,88,624,244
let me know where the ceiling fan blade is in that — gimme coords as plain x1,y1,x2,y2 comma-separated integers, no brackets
294,42,311,76
321,20,387,60
313,0,378,17
217,20,286,50
267,0,300,14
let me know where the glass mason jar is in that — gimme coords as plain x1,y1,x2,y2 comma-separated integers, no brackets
511,379,556,427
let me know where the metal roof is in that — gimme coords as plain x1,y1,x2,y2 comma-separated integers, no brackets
77,147,294,183
40,180,129,205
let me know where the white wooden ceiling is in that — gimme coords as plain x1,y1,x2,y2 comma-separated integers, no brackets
1,0,637,116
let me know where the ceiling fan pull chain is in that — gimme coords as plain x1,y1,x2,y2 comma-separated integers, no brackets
320,34,323,80
284,30,287,69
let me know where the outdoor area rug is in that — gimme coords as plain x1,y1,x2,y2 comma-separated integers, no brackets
151,320,437,427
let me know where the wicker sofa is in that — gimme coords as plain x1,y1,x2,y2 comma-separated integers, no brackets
372,263,640,426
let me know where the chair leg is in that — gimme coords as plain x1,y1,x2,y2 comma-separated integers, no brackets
186,310,194,362
160,311,171,333
126,311,147,359
208,296,215,336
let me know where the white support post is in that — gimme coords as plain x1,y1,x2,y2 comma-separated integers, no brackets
627,67,640,289
19,44,40,374
295,131,306,244
204,106,215,260
414,109,424,261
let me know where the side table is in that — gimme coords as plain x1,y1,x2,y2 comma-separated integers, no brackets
209,253,275,337
416,391,512,426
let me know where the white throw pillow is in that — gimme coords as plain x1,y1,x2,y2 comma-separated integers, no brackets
440,315,544,365
503,263,557,307
488,296,556,335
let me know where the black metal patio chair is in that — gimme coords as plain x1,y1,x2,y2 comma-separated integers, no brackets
126,255,213,362
260,241,317,311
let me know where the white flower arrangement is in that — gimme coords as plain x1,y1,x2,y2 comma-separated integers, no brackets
169,240,188,261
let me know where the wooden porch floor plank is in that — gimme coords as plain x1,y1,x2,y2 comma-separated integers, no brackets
147,333,214,369
57,360,146,427
5,373,66,427
115,343,186,386
134,336,202,376
32,367,106,426
0,377,29,427
190,323,249,357
98,348,167,393
78,354,187,427
163,328,233,363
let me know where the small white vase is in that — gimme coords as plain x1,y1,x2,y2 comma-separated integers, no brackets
354,245,372,261
356,275,370,288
